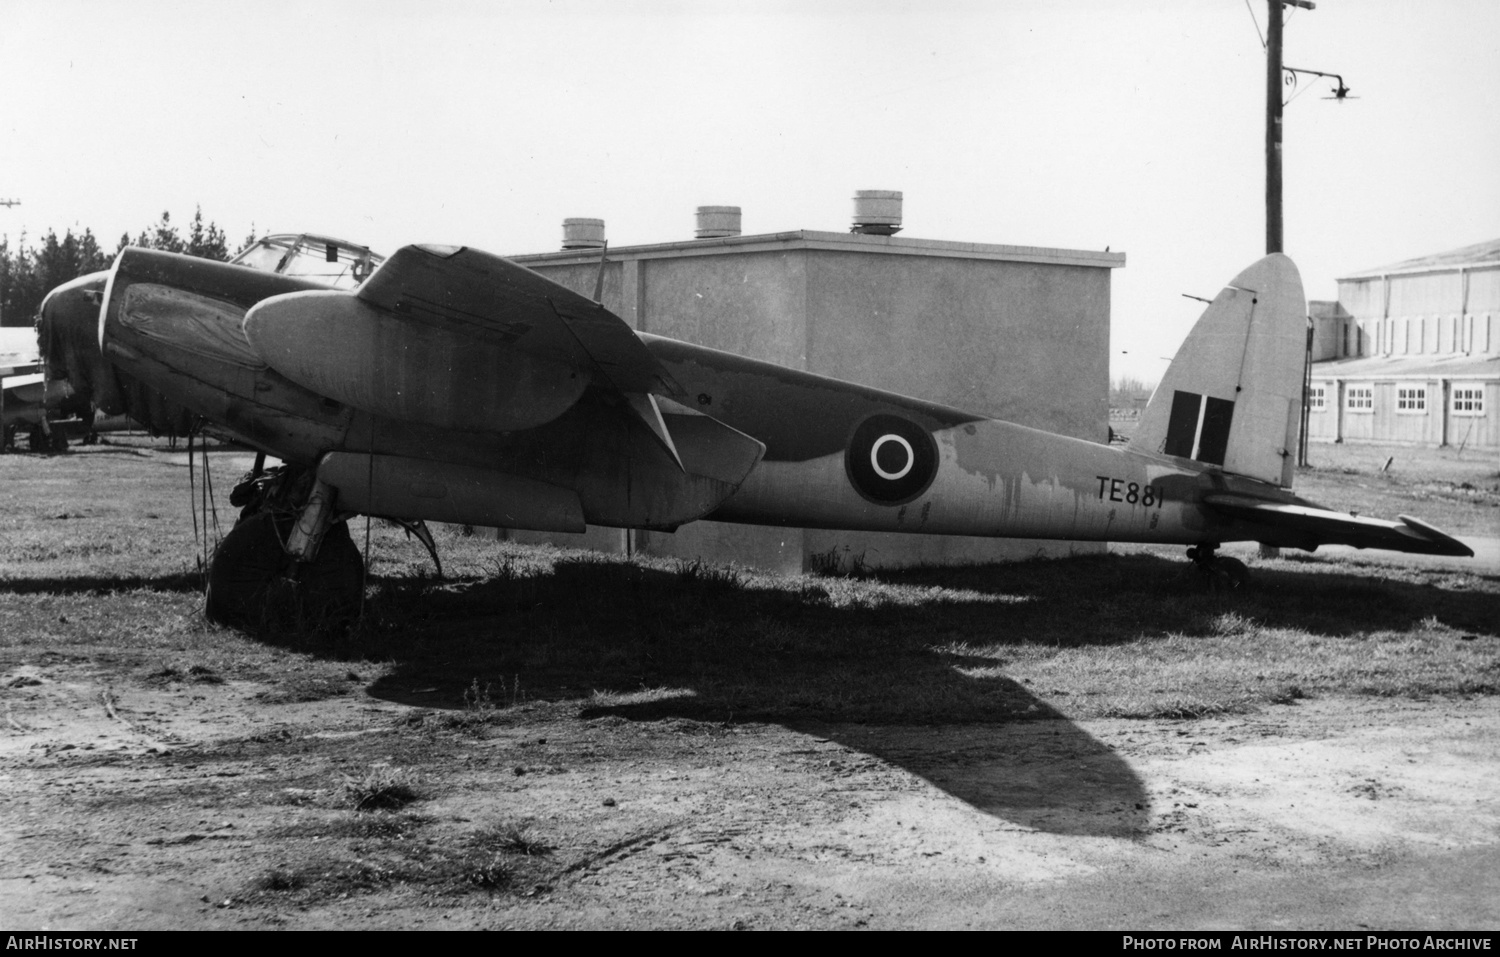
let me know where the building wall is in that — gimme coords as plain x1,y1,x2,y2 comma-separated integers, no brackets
1336,265,1500,360
508,233,1120,572
1310,301,1351,361
802,252,1109,438
1308,376,1496,448
1310,254,1498,449
637,252,809,369
1449,380,1499,448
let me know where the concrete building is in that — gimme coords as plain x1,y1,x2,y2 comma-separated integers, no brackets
1308,239,1499,450
497,198,1125,573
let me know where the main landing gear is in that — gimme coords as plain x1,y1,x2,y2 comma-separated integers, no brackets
1185,543,1250,591
206,464,363,633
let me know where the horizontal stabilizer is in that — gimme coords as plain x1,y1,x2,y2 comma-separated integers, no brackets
1203,493,1474,557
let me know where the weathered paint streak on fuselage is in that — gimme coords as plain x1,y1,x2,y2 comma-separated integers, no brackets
638,334,1288,545
641,337,1256,543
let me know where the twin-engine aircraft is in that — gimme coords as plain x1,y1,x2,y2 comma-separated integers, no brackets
36,235,1471,628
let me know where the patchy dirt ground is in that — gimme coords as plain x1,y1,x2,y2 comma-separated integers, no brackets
2,439,1497,929
3,661,1497,930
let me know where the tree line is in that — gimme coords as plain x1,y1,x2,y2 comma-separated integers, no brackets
0,208,252,327
1109,375,1157,407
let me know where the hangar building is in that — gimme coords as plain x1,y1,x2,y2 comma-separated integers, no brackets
496,195,1125,574
1307,238,1499,450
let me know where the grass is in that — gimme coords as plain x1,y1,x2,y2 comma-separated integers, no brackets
252,816,555,902
2,438,1497,728
339,767,422,811
1294,440,1499,537
6,437,1497,913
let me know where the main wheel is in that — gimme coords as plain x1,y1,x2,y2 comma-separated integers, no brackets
206,511,363,633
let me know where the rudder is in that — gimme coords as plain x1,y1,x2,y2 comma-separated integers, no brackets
1129,254,1307,486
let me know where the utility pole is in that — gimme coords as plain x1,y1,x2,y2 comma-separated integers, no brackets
1263,1,1315,531
1266,1,1315,254
1266,1,1287,254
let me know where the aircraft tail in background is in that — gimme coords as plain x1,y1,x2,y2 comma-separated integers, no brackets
1129,253,1307,487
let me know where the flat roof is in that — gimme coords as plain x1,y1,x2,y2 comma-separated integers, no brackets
510,229,1125,270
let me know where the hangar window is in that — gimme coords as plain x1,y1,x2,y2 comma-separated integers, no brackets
1396,387,1427,413
1346,386,1373,412
1452,385,1486,416
1308,385,1326,410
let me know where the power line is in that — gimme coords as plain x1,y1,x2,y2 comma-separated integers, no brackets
1244,0,1266,49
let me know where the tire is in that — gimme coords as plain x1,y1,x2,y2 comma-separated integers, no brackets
1209,556,1249,591
206,512,363,633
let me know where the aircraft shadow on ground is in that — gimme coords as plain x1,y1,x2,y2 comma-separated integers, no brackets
233,551,1496,838
0,572,203,595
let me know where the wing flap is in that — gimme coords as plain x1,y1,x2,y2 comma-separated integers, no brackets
1203,493,1474,557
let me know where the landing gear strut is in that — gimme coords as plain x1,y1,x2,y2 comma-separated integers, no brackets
1185,543,1249,591
206,466,364,633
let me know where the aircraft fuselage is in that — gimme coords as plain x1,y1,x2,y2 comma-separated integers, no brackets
44,247,1290,550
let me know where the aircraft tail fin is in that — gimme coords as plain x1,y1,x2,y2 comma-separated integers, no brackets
1129,253,1307,487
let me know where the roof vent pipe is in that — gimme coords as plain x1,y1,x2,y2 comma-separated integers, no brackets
851,190,902,235
561,218,606,250
695,206,742,239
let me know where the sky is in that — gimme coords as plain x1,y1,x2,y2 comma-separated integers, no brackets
3,0,1497,383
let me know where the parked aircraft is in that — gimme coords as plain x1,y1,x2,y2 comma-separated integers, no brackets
36,236,1471,629
0,328,90,451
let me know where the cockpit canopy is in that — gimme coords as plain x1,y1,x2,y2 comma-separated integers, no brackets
230,233,385,289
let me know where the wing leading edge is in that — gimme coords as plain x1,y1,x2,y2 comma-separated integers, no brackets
245,245,685,434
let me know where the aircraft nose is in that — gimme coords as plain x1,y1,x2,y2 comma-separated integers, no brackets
36,270,112,406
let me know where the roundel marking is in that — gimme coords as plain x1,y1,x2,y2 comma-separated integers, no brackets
845,413,938,505
870,434,915,480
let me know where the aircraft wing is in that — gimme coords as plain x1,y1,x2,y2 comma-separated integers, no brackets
243,244,762,529
246,244,685,433
1203,493,1475,557
355,245,685,399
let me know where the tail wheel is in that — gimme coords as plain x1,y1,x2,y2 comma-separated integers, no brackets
1184,544,1250,591
1207,556,1249,590
206,511,363,633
